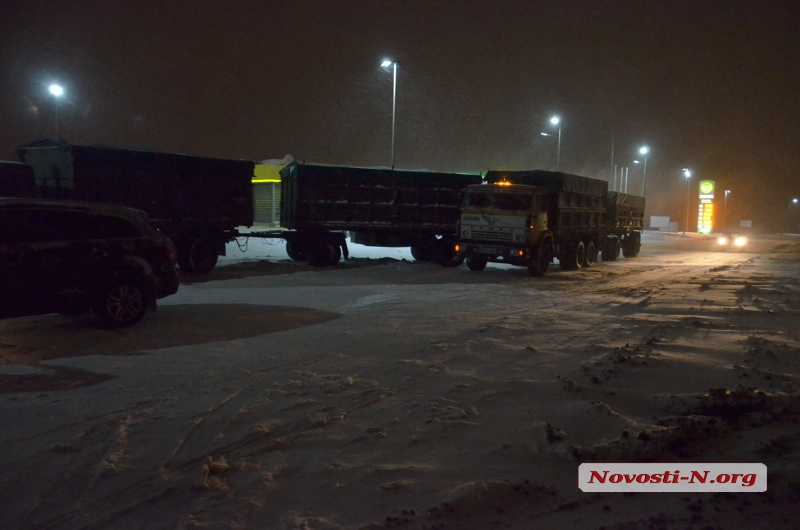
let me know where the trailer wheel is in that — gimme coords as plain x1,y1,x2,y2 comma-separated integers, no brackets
410,244,433,262
584,240,597,267
622,236,638,258
285,239,306,262
466,256,488,271
308,239,341,267
602,239,619,262
561,240,585,270
178,237,219,273
528,234,553,276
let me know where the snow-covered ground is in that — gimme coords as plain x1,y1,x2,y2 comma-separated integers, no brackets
1,233,799,529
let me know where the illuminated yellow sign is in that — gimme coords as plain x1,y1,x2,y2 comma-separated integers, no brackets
253,164,283,183
698,202,714,234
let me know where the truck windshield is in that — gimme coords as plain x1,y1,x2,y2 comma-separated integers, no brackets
465,191,531,211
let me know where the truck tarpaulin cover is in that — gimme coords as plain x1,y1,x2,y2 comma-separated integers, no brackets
485,170,608,197
279,163,482,231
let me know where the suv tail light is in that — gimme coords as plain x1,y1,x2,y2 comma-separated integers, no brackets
165,240,177,263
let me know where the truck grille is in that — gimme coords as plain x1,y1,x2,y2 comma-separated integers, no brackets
470,229,513,242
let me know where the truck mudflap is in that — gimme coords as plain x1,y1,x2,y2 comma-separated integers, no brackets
335,232,349,260
434,236,465,267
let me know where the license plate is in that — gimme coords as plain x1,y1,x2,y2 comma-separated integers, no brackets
479,246,498,254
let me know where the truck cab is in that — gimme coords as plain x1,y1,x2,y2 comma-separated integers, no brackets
457,182,554,275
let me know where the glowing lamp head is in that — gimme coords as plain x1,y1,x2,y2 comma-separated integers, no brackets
684,169,691,178
639,146,649,155
381,59,393,68
49,84,64,97
550,116,560,126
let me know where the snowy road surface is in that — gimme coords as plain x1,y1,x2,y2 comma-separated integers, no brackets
1,233,800,529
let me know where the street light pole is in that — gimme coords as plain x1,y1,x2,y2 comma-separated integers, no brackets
639,146,649,197
723,190,731,233
683,168,692,235
550,116,561,171
49,83,64,139
381,59,398,169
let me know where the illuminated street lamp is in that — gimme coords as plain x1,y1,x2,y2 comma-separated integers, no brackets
381,59,399,169
639,146,649,197
683,169,692,235
723,190,731,233
48,83,64,139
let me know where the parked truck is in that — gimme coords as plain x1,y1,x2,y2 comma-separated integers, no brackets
453,169,644,275
274,162,483,267
15,140,254,273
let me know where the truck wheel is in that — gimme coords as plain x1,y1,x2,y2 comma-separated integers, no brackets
178,237,219,273
286,239,306,261
561,240,585,270
308,239,341,267
584,241,596,267
466,256,488,271
410,244,433,262
632,232,641,258
602,239,619,262
94,273,148,328
528,235,553,276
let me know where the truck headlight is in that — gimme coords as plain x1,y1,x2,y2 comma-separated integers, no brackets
734,236,747,247
718,236,727,245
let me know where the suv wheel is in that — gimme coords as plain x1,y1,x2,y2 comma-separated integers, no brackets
94,274,148,328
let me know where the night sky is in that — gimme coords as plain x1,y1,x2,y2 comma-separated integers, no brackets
2,1,799,229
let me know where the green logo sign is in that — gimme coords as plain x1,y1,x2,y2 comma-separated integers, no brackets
699,180,715,195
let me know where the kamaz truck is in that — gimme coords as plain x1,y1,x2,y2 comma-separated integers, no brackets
454,170,644,276
276,162,482,267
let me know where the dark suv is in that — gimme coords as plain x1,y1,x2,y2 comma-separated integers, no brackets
0,198,179,327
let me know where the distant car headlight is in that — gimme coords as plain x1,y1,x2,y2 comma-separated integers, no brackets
734,236,747,247
718,237,728,245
